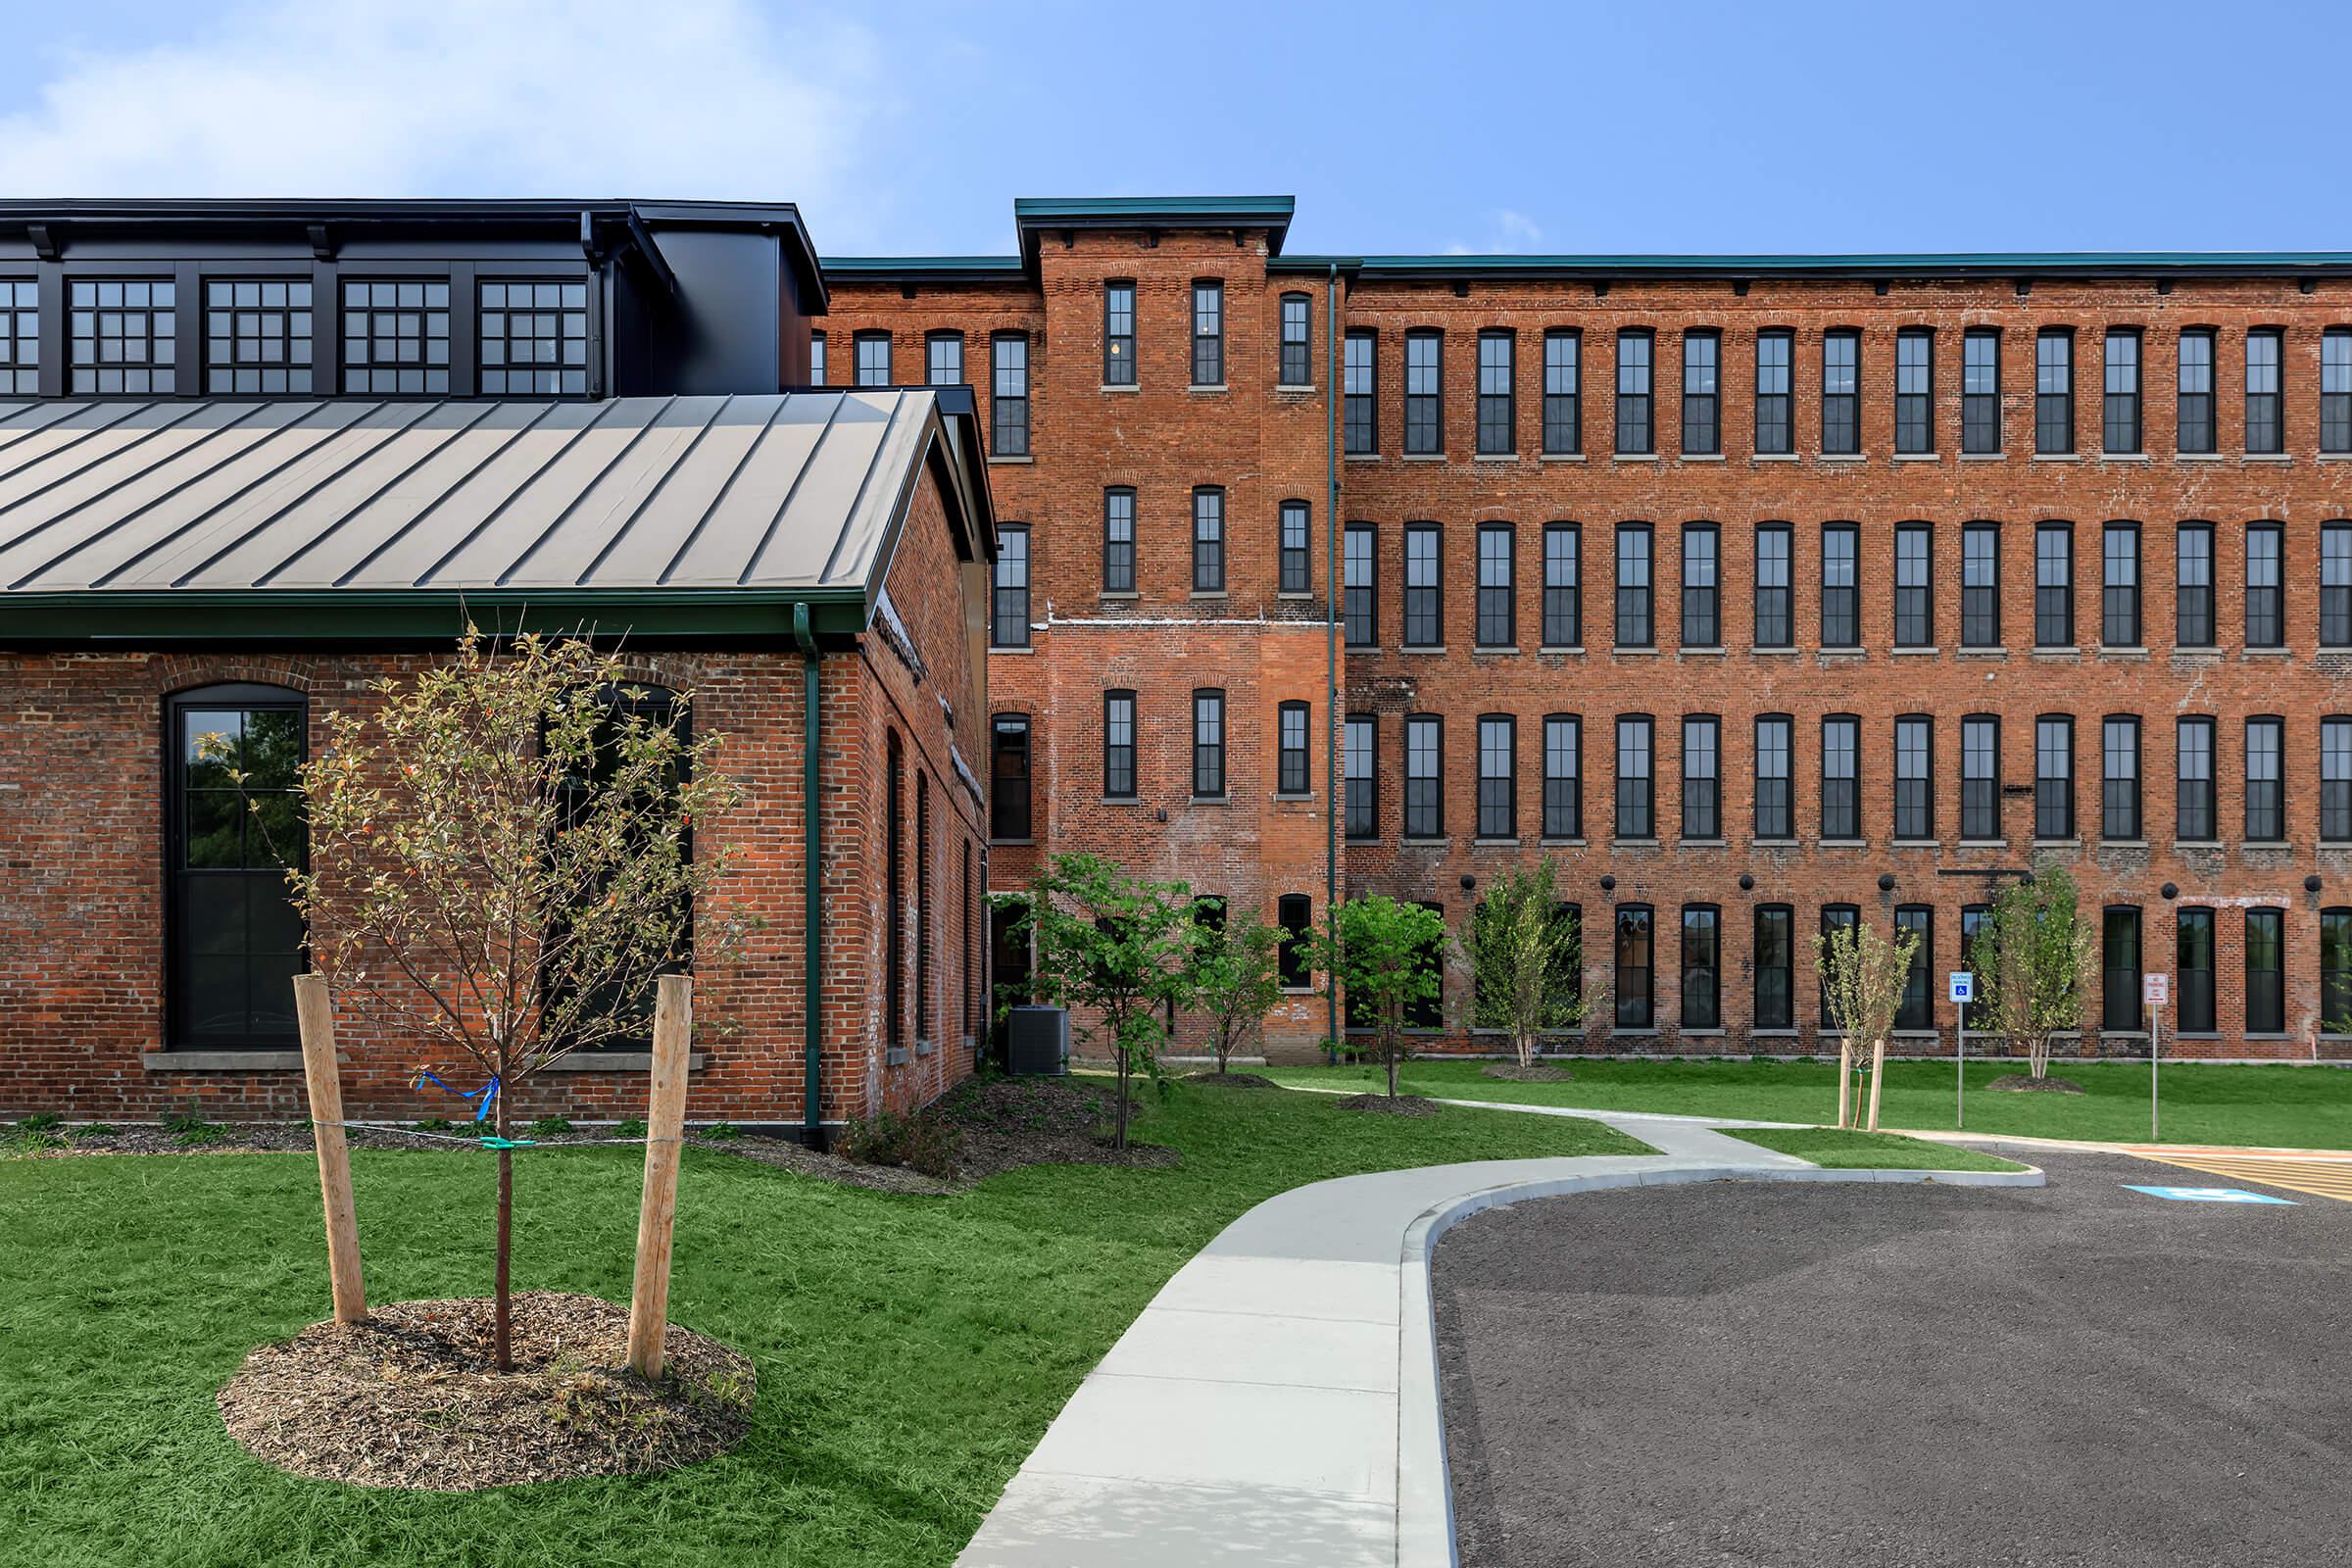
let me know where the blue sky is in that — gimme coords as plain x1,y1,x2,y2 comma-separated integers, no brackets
1,0,2344,258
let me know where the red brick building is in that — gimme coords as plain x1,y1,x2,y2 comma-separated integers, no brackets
824,198,2352,1062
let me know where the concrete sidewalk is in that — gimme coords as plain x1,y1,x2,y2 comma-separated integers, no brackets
953,1111,2041,1567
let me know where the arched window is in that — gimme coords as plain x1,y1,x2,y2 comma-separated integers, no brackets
166,684,306,1048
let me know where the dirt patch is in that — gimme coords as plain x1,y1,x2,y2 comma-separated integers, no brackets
929,1076,1177,1181
1337,1093,1440,1117
1483,1062,1574,1083
1984,1074,2087,1095
1184,1070,1281,1089
216,1292,753,1491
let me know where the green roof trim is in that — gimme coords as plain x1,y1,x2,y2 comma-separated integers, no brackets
1013,195,1296,267
824,255,1025,283
1272,250,2352,279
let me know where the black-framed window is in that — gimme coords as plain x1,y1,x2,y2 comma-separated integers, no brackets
70,278,176,395
915,770,931,1047
1681,523,1719,647
168,685,305,1049
1478,329,1516,454
205,279,313,395
991,333,1030,456
1544,714,1582,839
1614,904,1654,1029
1403,522,1442,646
1615,329,1653,455
2034,328,2074,454
2178,328,2215,454
480,280,587,396
1279,700,1311,796
925,331,963,388
992,525,1030,648
1478,714,1516,838
1405,714,1443,838
1682,905,1721,1029
1822,714,1859,839
1344,329,1376,453
1543,522,1581,647
2246,907,2285,1034
1894,905,1933,1031
1682,714,1720,840
2246,523,2282,648
1278,894,1315,989
1755,713,1792,838
2245,328,2282,454
1822,328,1859,454
1192,281,1224,386
1404,329,1443,453
1103,281,1136,385
2102,328,2141,454
1755,327,1793,455
1895,328,1934,454
2325,329,2352,454
808,331,826,386
990,714,1031,840
2323,523,2352,647
1277,500,1311,596
854,330,891,387
1544,329,1581,454
1820,904,1858,1028
1192,689,1226,798
1962,522,1999,646
2177,716,2217,841
885,733,906,1051
1962,328,2001,453
2246,715,2283,841
1344,523,1376,646
2103,522,2141,647
1615,714,1654,839
1894,714,1933,840
1476,523,1515,647
1682,330,1720,455
1754,905,1795,1030
1821,522,1858,648
1755,523,1792,647
0,278,35,394
1893,522,1932,647
2103,715,2141,841
1345,714,1378,839
1192,487,1225,593
2034,522,2074,647
2177,523,2215,647
1280,292,1312,386
1103,691,1137,799
1615,522,1652,647
2326,909,2352,1035
1961,904,1993,1029
1102,488,1136,594
2325,716,2352,842
1962,714,2000,840
2035,715,2074,840
2178,906,2217,1033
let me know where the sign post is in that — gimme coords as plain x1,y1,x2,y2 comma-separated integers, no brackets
1948,972,1974,1130
2144,972,2169,1143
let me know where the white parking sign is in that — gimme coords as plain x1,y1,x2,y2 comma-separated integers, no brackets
2143,973,2169,1005
1948,972,1974,1004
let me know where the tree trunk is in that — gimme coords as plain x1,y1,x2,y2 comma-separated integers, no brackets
493,1091,514,1374
1836,1039,1853,1128
1112,1019,1131,1151
1866,1037,1886,1132
1385,1016,1400,1098
1516,1027,1535,1069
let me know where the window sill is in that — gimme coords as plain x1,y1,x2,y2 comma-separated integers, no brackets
1681,646,1726,657
1537,645,1586,656
1397,644,1446,655
1753,646,1799,657
1188,384,1229,395
1679,452,1726,463
1680,838,1728,848
1891,646,1940,657
2099,452,2149,463
2102,840,2150,849
988,455,1034,466
1346,453,1382,464
2030,647,2082,659
1613,452,1659,463
2175,452,2224,462
1472,452,1519,463
991,645,1037,656
885,1047,910,1067
2031,453,2082,463
1276,591,1314,601
1273,792,1316,803
1275,384,1318,394
1188,796,1230,807
1751,838,1802,849
541,1052,710,1073
2100,646,2149,658
2243,648,2293,659
1189,591,1229,601
990,837,1035,847
1956,648,2008,658
1819,647,1866,658
1751,453,1800,463
1752,1029,1800,1039
1891,453,1941,463
1612,645,1659,656
1539,838,1589,848
915,1038,937,1058
1473,837,1522,848
1818,839,1869,849
1401,452,1447,463
1610,1028,1661,1038
1958,839,2009,850
1401,837,1452,848
1540,452,1587,463
140,1050,303,1072
2320,453,2352,463
1680,1028,1728,1038
1893,839,1942,849
1957,452,2008,463
1472,645,1522,656
1614,838,1662,848
2174,840,2224,850
1818,453,1868,464
2241,453,2292,464
2244,841,2292,851
1100,384,1140,394
2034,839,2082,849
1279,986,1319,997
1100,590,1141,601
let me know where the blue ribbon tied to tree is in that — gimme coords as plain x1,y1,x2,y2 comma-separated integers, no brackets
411,1067,532,1147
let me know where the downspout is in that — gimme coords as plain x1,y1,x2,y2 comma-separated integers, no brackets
794,602,824,1148
1325,264,1342,1054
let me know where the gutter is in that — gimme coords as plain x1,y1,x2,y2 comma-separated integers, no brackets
793,602,825,1148
1325,263,1341,1052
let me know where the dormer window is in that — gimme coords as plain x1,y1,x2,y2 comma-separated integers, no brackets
71,279,176,395
479,280,587,396
343,280,450,396
206,280,314,395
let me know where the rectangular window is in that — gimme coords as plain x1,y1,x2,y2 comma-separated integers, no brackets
1278,895,1314,990
1345,714,1377,839
1893,522,1932,647
1820,905,1858,1028
1478,329,1516,454
2178,906,2216,1033
2246,716,2283,841
1280,293,1312,387
1681,524,1719,647
1962,328,2000,454
1895,328,1933,454
1755,328,1793,455
992,526,1030,648
853,329,891,387
2035,328,2074,454
2034,523,2074,647
927,331,963,387
1755,523,1792,648
1682,331,1720,455
1478,714,1516,838
2035,715,2075,840
991,333,1030,457
2178,329,2215,454
2246,908,2285,1034
1822,714,1859,839
1476,523,1515,647
2177,524,2215,647
2246,328,2282,454
2325,717,2352,842
1102,489,1136,594
1405,714,1443,838
1279,701,1311,796
1682,715,1720,840
2103,522,2141,647
2177,716,2216,841
1344,330,1376,453
1821,523,1859,648
1615,523,1652,647
1615,905,1654,1029
2246,524,2282,648
990,715,1031,840
1616,715,1654,839
2323,524,2352,647
1962,522,2000,646
342,279,451,396
205,279,313,395
2325,329,2352,454
1103,282,1135,385
0,278,35,394
1192,281,1223,386
69,277,176,395
1404,330,1443,453
1894,715,1933,840
1961,904,1993,1030
1962,715,2000,840
1102,691,1137,799
1280,500,1311,596
1894,906,1933,1032
1404,523,1442,647
1544,329,1581,454
1344,524,1376,646
2102,328,2141,454
1822,329,1859,454
1615,330,1653,454
1754,906,1794,1030
1755,714,1792,838
1192,690,1226,798
2103,715,2141,841
1544,714,1582,839
2327,910,2352,1036
808,331,825,386
1192,487,1225,593
1543,522,1581,647
1682,906,1721,1029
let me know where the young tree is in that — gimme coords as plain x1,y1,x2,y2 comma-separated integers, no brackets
1015,853,1196,1149
1190,910,1286,1076
1312,895,1449,1099
1464,862,1584,1069
1968,867,2095,1081
229,627,746,1372
1812,916,1920,1130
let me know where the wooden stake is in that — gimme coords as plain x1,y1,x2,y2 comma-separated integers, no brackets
293,974,366,1324
627,974,694,1381
1866,1036,1886,1132
1836,1039,1853,1129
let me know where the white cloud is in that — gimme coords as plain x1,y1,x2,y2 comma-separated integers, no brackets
1443,207,1547,256
0,0,882,211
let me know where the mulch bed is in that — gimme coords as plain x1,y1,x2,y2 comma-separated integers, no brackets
217,1292,754,1491
929,1077,1179,1181
1184,1070,1280,1089
1984,1074,2087,1095
1337,1093,1440,1117
1482,1062,1574,1083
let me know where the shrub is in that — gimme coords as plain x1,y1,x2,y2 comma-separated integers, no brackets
698,1121,741,1143
525,1116,575,1139
18,1112,62,1133
615,1118,649,1140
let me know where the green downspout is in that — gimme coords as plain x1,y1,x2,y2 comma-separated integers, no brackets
1325,264,1342,1054
794,602,824,1148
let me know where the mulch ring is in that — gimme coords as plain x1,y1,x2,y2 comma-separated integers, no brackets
217,1292,753,1491
1482,1062,1574,1083
1336,1093,1440,1117
1984,1074,2088,1095
1184,1070,1281,1089
929,1076,1179,1182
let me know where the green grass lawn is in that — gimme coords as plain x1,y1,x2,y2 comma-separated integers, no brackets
1721,1125,2030,1172
1264,1056,2352,1150
0,1086,1644,1568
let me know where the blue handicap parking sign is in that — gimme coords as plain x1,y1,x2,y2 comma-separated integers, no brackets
2123,1185,2297,1205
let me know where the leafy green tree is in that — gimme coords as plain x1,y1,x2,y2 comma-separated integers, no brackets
1812,916,1920,1130
1311,896,1448,1099
1190,910,1286,1076
1968,867,2094,1081
1465,862,1584,1068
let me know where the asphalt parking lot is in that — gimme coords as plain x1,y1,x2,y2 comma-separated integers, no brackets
1434,1150,2352,1568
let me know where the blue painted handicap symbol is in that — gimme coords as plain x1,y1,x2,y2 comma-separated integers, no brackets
2124,1185,2297,1205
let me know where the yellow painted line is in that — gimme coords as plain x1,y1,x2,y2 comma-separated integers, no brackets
2132,1153,2352,1202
